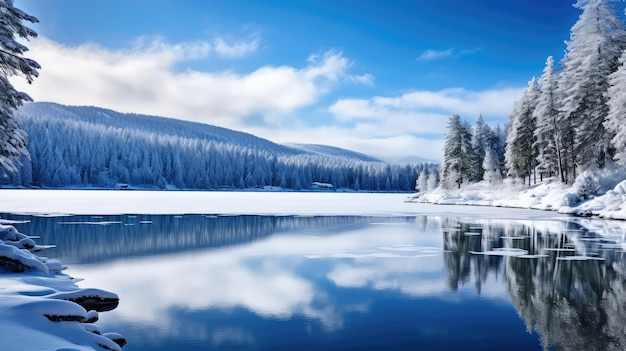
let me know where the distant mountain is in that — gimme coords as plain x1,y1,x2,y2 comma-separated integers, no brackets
286,144,382,162
388,155,439,165
2,102,437,191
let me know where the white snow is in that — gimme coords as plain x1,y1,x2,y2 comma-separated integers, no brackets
411,177,626,221
0,189,562,219
0,222,124,351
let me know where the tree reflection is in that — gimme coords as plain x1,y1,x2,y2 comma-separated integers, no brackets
2,214,414,265
442,217,626,351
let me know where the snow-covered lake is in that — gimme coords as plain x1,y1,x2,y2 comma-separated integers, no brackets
1,191,625,350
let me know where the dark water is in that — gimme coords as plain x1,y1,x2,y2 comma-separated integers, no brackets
3,213,625,351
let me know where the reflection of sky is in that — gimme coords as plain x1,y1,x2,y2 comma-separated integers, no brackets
65,219,519,350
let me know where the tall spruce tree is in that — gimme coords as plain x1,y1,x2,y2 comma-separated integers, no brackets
471,115,489,181
505,78,539,185
557,0,626,173
441,114,473,189
0,0,39,173
606,49,626,165
533,56,565,182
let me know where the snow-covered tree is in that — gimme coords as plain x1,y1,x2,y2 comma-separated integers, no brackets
416,168,429,192
426,167,438,191
471,115,491,181
482,148,501,183
557,0,626,172
492,123,507,177
0,0,39,173
534,56,565,182
441,114,473,189
505,77,539,185
606,49,626,165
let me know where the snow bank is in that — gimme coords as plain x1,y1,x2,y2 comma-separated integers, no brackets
411,177,626,221
0,223,125,350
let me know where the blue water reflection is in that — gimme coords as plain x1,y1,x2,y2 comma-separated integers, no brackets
3,213,625,351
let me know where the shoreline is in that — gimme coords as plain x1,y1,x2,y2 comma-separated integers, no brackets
0,220,125,351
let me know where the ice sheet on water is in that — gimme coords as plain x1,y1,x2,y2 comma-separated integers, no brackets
470,248,529,256
557,256,606,261
0,219,30,224
58,221,123,226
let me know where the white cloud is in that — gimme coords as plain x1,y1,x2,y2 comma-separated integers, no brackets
213,36,259,58
459,47,481,56
317,87,521,161
10,36,518,163
329,87,522,127
417,48,453,61
248,125,445,162
11,37,368,129
417,47,481,61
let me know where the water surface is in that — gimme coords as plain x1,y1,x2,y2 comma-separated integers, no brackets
3,212,625,351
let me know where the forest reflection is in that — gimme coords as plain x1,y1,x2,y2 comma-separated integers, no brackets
1,214,415,264
440,217,625,351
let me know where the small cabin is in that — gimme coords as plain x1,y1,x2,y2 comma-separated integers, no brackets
311,182,334,191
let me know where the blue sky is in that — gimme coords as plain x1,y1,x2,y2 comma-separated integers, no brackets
12,0,608,162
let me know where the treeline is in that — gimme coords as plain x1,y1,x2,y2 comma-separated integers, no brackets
439,0,626,188
0,103,435,191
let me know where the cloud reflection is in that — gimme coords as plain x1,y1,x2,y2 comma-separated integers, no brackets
69,219,455,335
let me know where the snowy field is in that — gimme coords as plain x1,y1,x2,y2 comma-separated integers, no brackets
0,189,563,219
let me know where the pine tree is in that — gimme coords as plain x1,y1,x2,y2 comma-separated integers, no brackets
606,49,626,165
416,168,428,192
557,0,626,172
533,56,565,181
505,78,539,185
471,115,488,181
426,167,438,191
0,0,40,173
482,148,502,183
441,114,473,189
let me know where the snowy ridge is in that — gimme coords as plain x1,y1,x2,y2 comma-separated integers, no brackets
0,221,125,350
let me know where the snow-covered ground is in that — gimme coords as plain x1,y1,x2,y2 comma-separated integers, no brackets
0,220,125,351
411,177,626,220
0,189,560,219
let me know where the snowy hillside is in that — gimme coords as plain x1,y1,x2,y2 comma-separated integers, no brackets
19,102,304,157
4,102,436,191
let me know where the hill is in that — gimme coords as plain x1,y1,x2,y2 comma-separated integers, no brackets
3,102,436,191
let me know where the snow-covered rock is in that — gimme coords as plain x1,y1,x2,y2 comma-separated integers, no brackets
0,223,124,350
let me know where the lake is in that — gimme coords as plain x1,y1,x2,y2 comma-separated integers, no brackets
2,200,625,351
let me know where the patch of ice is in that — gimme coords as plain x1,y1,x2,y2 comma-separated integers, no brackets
556,256,606,261
470,248,529,256
58,221,122,226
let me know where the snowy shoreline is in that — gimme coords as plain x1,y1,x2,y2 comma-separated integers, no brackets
409,178,626,221
0,220,126,351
